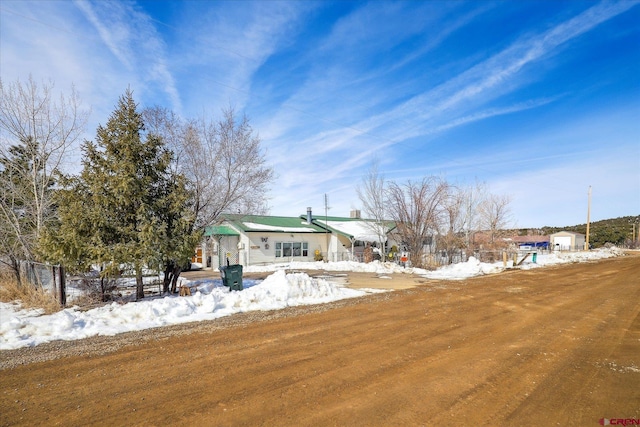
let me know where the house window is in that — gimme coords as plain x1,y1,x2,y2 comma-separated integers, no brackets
275,241,308,258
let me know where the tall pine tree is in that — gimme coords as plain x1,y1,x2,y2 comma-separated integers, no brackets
43,90,198,299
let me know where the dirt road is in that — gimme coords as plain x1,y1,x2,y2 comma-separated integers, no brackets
1,255,639,426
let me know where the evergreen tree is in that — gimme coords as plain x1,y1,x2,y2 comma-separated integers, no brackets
155,172,201,294
43,90,197,299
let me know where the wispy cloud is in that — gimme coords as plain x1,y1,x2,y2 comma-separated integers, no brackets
429,0,640,115
2,0,637,225
73,1,133,69
253,1,639,219
73,0,182,113
397,97,560,142
174,2,308,115
353,0,640,143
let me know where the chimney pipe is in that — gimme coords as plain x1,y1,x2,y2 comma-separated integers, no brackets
307,207,312,224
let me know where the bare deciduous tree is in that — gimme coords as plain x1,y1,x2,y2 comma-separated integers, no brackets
141,106,184,174
387,177,448,268
0,76,88,279
143,106,274,228
478,193,513,244
356,161,389,256
461,180,488,251
200,108,273,222
438,185,467,263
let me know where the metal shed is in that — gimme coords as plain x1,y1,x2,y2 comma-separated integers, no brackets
550,231,586,251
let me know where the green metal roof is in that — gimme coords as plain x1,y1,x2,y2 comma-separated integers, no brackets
222,214,328,233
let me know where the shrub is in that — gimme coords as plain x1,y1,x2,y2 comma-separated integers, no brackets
0,269,61,314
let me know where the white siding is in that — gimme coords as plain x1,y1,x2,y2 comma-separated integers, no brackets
238,232,327,265
551,231,586,251
552,236,572,251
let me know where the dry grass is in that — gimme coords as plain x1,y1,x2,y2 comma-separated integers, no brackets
0,269,62,314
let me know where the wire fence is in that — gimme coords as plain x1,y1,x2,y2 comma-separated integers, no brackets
19,260,66,306
11,245,566,307
15,260,168,307
65,273,165,306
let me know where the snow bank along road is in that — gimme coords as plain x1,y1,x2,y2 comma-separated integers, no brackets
1,254,639,426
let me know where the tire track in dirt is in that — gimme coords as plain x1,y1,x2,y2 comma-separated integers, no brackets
1,255,638,426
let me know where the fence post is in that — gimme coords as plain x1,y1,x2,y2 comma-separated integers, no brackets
51,265,58,301
19,261,27,285
58,266,66,307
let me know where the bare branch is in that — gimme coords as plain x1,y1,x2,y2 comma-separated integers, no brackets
387,177,449,268
356,161,389,253
478,193,513,244
0,76,89,276
141,106,274,228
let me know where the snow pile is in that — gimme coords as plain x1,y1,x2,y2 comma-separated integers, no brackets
525,247,624,267
245,260,428,275
422,256,504,280
0,271,374,350
423,247,624,278
0,247,623,350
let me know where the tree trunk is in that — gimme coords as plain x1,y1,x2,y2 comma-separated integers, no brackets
170,265,182,294
162,262,174,294
99,265,107,301
162,262,183,294
409,249,422,268
136,267,144,300
10,256,21,284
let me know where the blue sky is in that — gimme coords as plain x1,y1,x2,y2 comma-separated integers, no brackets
1,0,639,228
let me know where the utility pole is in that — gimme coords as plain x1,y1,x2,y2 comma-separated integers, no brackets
585,185,591,250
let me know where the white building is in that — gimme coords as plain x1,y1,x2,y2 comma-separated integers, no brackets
550,231,586,251
192,210,397,268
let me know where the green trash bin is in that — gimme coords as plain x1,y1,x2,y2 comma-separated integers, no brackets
532,252,537,263
220,264,243,291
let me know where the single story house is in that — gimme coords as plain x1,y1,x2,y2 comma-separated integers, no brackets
192,209,398,268
192,214,329,269
550,231,586,251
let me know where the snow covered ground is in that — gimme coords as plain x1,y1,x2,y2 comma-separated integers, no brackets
0,248,623,350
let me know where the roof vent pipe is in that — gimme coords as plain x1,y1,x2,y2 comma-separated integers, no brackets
307,207,312,224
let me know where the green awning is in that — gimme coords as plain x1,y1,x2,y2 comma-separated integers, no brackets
204,225,239,237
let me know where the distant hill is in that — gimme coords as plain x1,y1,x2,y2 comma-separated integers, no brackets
512,216,639,248
540,215,640,248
